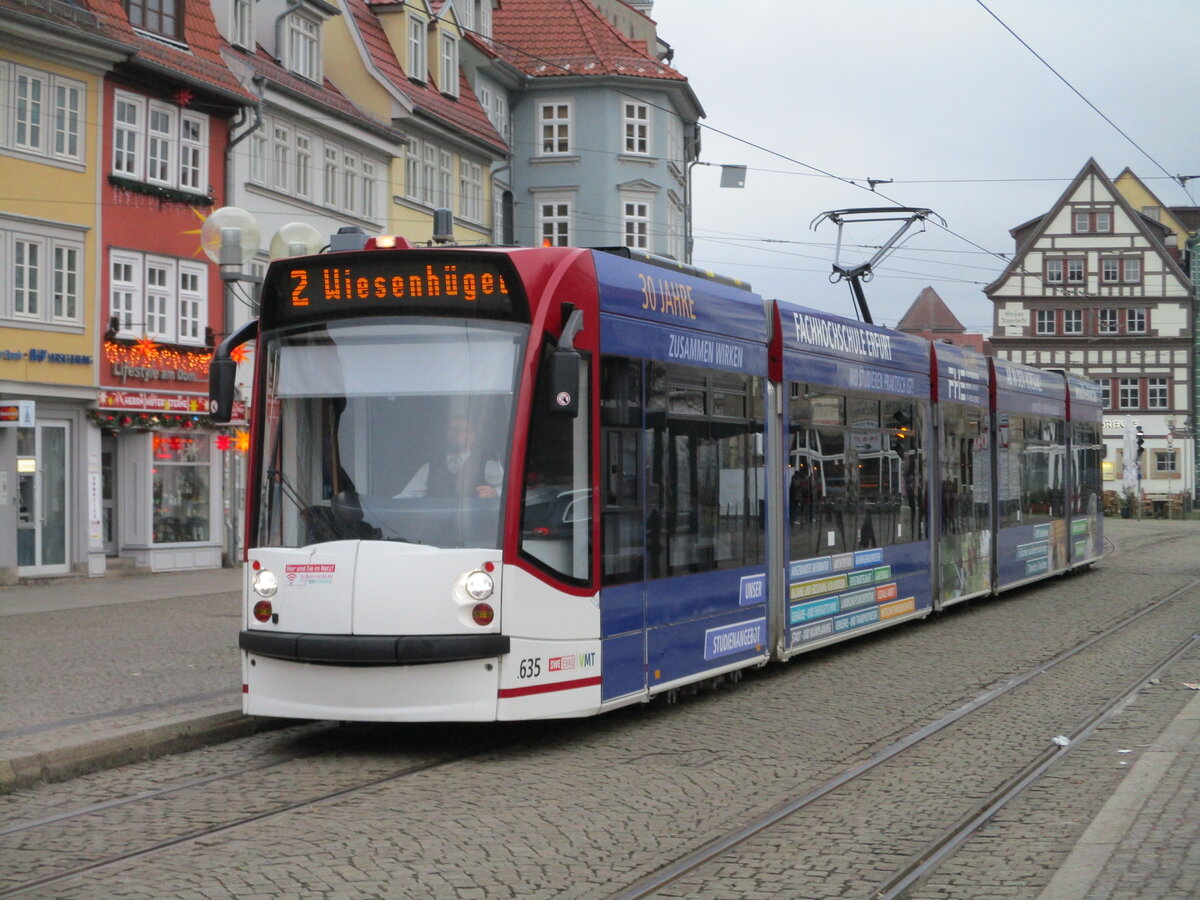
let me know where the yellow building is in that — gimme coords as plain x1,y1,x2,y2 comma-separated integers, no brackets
0,5,130,580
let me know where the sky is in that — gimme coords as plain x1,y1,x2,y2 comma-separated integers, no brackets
648,0,1200,333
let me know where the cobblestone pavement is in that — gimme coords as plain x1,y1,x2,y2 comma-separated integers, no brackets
0,521,1198,898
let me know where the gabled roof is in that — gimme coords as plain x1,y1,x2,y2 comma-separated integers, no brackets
984,158,1191,296
224,46,400,141
82,0,255,103
341,0,507,153
897,286,966,334
491,0,687,82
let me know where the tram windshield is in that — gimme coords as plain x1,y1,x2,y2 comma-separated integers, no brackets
257,317,527,550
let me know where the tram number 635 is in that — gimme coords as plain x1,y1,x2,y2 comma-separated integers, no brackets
518,658,542,679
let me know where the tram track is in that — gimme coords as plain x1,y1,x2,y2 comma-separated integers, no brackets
612,574,1200,900
0,723,533,898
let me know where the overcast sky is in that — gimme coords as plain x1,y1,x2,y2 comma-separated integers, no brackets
648,0,1200,333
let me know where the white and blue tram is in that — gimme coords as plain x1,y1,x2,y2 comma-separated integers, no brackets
209,242,1103,722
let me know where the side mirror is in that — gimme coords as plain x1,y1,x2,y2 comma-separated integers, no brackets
208,357,236,424
547,347,580,418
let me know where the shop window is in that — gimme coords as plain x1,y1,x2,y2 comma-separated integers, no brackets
152,431,211,543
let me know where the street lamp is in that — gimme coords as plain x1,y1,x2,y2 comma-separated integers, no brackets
684,161,747,264
200,206,262,282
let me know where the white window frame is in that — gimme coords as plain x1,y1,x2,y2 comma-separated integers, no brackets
231,0,254,49
409,15,428,81
1154,450,1177,474
1101,258,1120,283
537,194,572,246
1045,258,1063,284
622,195,651,250
623,102,649,155
53,79,82,161
1,223,85,326
405,140,422,201
361,159,377,220
1067,259,1084,283
286,13,322,82
1147,377,1169,410
437,149,453,210
112,90,208,192
538,101,571,156
1126,308,1146,334
108,249,207,345
1097,308,1118,333
460,160,483,222
1062,308,1082,335
440,34,459,97
323,142,339,208
421,143,437,206
6,67,85,164
249,130,268,185
1118,378,1139,410
1035,309,1054,335
272,122,291,192
295,131,312,199
343,151,359,215
1122,257,1141,283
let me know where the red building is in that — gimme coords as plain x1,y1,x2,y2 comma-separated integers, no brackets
86,0,253,570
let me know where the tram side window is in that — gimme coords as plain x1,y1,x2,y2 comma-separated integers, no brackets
788,386,927,560
600,357,644,585
1071,420,1102,515
999,415,1064,527
939,402,989,536
641,361,764,581
519,344,591,584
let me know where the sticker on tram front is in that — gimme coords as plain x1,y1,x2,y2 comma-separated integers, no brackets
284,563,336,586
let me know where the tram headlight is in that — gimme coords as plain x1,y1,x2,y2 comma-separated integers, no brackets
252,569,279,599
462,569,494,601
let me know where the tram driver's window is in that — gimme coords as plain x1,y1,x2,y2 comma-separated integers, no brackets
519,344,591,583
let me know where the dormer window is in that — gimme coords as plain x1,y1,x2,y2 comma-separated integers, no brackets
286,14,321,82
440,34,459,97
126,0,181,40
1073,208,1112,234
408,15,428,81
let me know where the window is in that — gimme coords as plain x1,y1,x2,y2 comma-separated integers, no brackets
460,159,482,222
231,0,253,47
1099,381,1111,409
408,15,428,80
437,150,453,209
667,199,684,261
667,114,682,170
249,130,267,184
295,132,311,198
342,151,359,215
622,198,650,250
286,14,321,82
1067,259,1084,283
1126,308,1146,333
152,432,211,544
1154,450,1177,475
1102,257,1141,284
111,91,208,193
126,0,179,39
1045,259,1062,284
1062,309,1082,334
538,197,571,246
108,250,207,345
1097,309,1117,333
272,124,290,192
1073,208,1113,233
1,223,85,325
1147,377,1168,409
440,34,459,96
7,67,84,163
405,140,421,201
539,102,571,155
323,143,338,207
623,102,649,155
1035,309,1054,334
361,160,376,219
421,143,437,205
1118,378,1138,410
477,78,508,140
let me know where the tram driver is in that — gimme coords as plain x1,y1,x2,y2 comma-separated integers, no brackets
397,416,503,500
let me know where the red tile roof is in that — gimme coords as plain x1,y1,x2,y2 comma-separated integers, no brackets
897,286,966,334
81,0,255,102
491,0,686,81
341,0,508,153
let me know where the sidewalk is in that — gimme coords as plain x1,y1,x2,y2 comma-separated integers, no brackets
0,566,277,792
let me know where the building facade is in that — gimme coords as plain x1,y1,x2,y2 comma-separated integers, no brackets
986,159,1196,502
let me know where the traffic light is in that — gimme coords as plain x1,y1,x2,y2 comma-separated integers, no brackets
1136,426,1145,459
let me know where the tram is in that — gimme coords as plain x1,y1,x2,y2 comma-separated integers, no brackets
210,240,1103,722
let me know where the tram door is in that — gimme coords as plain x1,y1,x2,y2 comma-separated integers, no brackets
16,419,70,576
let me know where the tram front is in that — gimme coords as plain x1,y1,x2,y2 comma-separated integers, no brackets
230,249,531,721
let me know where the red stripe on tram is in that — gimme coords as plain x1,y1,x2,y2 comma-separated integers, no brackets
497,675,602,698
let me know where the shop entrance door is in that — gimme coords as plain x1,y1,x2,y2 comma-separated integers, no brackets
101,434,117,555
17,419,70,576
